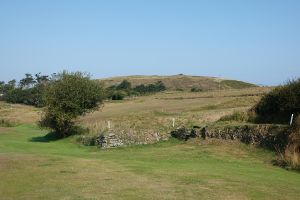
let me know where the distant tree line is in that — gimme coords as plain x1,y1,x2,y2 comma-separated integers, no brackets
106,80,166,100
0,74,167,106
0,73,54,107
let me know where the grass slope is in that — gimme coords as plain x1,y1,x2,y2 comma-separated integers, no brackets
98,74,257,90
1,125,300,199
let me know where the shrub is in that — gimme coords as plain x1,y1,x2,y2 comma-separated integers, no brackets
133,81,166,94
39,71,105,137
254,78,300,124
190,87,202,92
111,91,126,100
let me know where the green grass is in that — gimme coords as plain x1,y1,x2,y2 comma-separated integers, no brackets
1,125,300,199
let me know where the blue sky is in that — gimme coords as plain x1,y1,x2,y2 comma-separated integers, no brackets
0,0,299,85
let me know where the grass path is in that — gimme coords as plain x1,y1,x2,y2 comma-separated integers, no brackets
1,125,300,200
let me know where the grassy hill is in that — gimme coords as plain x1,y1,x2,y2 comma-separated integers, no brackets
98,74,257,90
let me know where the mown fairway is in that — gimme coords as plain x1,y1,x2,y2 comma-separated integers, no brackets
1,125,300,200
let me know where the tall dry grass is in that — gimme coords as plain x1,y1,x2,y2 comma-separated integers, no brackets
77,88,269,143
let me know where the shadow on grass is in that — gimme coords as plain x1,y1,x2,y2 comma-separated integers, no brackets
29,132,62,143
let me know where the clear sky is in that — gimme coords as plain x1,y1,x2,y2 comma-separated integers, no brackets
0,0,299,85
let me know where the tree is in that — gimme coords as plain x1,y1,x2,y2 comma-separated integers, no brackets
19,73,36,89
39,71,105,137
6,79,16,90
35,73,49,85
0,81,4,93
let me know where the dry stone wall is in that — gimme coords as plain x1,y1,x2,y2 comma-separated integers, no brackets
171,124,290,150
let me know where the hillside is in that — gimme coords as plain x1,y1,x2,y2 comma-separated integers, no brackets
98,74,257,90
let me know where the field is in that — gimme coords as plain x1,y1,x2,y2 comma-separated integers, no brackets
1,125,300,200
1,87,300,200
78,87,270,143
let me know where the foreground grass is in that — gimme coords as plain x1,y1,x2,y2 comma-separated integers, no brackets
1,125,300,199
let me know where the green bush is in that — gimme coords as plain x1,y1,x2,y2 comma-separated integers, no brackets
254,79,300,124
39,71,105,137
190,87,202,92
111,91,126,100
105,80,166,99
133,81,166,94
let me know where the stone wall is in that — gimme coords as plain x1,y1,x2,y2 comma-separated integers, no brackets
77,129,169,149
171,124,290,150
78,123,291,150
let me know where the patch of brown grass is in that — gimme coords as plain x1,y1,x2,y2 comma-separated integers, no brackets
0,102,40,124
284,129,300,169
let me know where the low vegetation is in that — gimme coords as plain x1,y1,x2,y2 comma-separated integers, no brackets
106,80,166,100
254,78,300,124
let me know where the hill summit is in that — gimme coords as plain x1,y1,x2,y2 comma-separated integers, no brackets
98,74,257,91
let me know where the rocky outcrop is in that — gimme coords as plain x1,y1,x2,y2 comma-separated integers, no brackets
171,124,290,150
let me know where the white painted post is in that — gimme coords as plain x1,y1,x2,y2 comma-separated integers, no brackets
172,118,175,128
290,114,294,126
107,121,111,129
